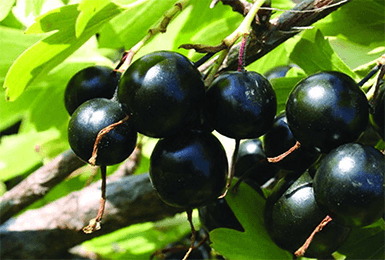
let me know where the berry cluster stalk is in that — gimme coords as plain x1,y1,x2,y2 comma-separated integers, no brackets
204,0,267,86
114,0,190,73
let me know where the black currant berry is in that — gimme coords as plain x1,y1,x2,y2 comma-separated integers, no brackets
264,65,292,81
234,138,278,186
199,197,244,233
286,71,369,153
313,143,385,227
149,130,228,209
265,171,351,258
205,71,277,139
64,66,120,115
68,98,137,166
118,51,205,138
263,112,320,171
371,86,384,140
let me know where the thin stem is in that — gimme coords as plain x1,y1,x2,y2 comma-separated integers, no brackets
366,55,385,107
204,0,265,86
204,49,229,86
223,0,265,47
194,52,215,68
182,209,196,260
89,115,130,166
238,35,248,72
82,165,107,234
267,141,301,163
358,64,381,87
294,215,333,257
114,0,190,73
219,138,241,199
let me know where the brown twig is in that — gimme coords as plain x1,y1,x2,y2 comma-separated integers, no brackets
0,149,85,224
220,0,351,72
0,173,184,259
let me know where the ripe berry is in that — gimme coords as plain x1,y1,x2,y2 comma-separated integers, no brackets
149,130,228,209
286,71,369,153
263,112,320,171
264,171,351,258
68,98,137,166
118,51,205,138
234,138,278,186
313,143,385,227
264,65,292,81
199,198,244,233
64,66,120,115
205,71,277,139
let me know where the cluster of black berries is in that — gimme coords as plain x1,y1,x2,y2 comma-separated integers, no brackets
64,50,384,259
198,67,385,258
65,50,277,208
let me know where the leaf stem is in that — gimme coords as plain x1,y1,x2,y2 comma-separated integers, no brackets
114,0,190,72
204,0,265,86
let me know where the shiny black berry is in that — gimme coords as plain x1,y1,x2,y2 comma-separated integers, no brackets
199,197,244,233
264,65,292,81
286,71,369,153
313,143,385,227
234,138,278,186
265,171,351,258
64,66,120,115
68,98,137,165
263,112,320,171
205,71,277,139
118,51,205,138
149,130,228,209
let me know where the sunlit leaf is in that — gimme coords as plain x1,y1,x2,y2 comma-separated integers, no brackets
0,0,15,22
97,0,177,49
270,76,304,114
0,26,43,87
0,128,60,181
75,0,110,37
3,3,123,101
82,212,199,260
289,29,357,80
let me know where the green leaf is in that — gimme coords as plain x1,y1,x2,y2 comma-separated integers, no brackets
97,0,178,49
82,212,198,259
289,29,357,80
247,40,294,75
210,182,292,260
0,26,43,87
337,219,385,260
3,3,123,101
270,76,304,114
0,0,15,22
0,9,24,29
32,0,46,16
315,0,385,47
75,0,110,37
0,128,60,181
